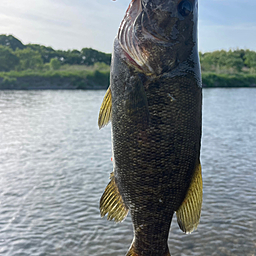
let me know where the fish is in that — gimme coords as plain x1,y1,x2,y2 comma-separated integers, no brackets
98,0,203,255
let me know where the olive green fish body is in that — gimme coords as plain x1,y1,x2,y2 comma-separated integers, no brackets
98,0,203,255
110,41,201,254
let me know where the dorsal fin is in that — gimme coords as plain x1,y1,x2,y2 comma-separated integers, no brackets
98,86,112,129
176,162,203,234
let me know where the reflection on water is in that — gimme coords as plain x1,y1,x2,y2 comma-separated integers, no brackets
0,89,255,256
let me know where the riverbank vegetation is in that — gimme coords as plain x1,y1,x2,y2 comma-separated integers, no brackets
200,49,256,87
0,34,256,89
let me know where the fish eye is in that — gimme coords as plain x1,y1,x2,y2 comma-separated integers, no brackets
178,0,193,17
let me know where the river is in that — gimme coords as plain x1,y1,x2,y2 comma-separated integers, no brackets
0,89,255,256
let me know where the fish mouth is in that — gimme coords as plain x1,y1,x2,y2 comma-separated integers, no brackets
118,0,154,73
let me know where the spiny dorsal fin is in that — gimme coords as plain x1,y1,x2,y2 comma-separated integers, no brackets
176,162,203,234
98,86,112,129
100,172,129,222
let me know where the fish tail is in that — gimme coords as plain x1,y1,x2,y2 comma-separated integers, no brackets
126,242,171,256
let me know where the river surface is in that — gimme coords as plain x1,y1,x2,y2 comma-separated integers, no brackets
0,89,255,256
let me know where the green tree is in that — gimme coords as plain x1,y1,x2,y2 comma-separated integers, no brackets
200,49,246,73
81,48,111,66
0,45,20,71
225,50,244,72
50,58,61,70
26,44,56,63
244,50,256,69
200,50,228,72
63,50,82,65
15,48,43,70
0,34,25,51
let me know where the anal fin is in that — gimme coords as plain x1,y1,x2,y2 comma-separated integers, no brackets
100,172,128,222
126,244,139,256
176,162,203,234
98,86,112,129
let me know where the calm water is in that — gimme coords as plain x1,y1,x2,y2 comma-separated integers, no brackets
0,89,255,256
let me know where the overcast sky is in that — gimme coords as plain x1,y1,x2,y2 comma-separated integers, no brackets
1,0,256,53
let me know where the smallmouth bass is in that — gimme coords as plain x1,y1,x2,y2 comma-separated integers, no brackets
98,0,203,255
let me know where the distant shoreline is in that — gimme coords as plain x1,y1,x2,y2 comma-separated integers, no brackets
0,70,110,90
0,72,256,90
0,76,109,90
1,35,256,90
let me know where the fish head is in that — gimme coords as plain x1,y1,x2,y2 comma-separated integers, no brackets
118,0,199,75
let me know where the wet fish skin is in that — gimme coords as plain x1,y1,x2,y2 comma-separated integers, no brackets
98,0,202,255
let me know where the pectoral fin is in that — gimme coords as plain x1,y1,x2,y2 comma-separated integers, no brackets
100,172,129,222
176,162,203,234
98,86,112,129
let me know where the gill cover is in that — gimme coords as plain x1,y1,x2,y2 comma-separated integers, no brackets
118,0,199,75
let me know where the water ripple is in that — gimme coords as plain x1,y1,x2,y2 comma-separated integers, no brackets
0,89,255,255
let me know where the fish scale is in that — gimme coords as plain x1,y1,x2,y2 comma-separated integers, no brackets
113,73,200,253
98,0,203,255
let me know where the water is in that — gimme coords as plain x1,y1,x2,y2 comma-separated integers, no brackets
0,89,255,256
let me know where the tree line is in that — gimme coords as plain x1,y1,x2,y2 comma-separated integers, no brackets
1,34,256,74
200,49,256,73
0,35,111,72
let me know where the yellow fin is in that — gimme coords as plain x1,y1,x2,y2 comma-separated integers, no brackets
176,162,203,234
98,86,112,129
100,172,128,222
126,244,139,256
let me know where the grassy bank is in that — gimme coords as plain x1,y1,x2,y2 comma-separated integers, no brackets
0,66,110,90
202,72,256,88
1,69,256,90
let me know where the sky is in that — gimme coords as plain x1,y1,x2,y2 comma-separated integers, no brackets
0,0,256,53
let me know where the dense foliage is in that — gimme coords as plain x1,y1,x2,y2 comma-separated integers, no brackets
1,34,256,88
0,34,111,72
200,49,256,73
